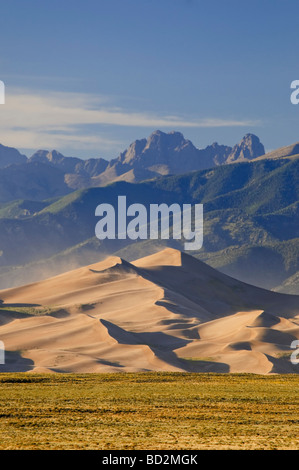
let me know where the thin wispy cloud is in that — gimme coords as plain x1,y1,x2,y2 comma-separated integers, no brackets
0,88,260,154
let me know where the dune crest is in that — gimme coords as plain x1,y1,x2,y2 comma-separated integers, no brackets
0,248,298,374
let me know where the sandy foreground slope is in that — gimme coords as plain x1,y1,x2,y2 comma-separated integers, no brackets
0,248,299,374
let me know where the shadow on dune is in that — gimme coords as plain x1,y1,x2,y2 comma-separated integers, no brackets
248,311,281,328
133,257,299,318
254,328,297,346
100,318,228,372
0,309,33,325
101,318,190,370
49,309,70,319
101,318,190,350
229,341,252,351
96,358,125,368
180,358,230,373
134,264,251,317
0,350,34,372
0,306,40,326
155,299,189,315
266,354,298,374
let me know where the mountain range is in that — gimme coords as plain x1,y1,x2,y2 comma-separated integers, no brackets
0,130,298,295
0,131,265,200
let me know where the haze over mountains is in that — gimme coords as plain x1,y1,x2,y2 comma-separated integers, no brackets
0,248,298,374
0,130,298,294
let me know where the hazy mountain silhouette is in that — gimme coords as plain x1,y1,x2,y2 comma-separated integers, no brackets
0,144,27,168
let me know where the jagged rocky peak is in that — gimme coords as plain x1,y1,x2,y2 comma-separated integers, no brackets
119,137,147,164
29,149,49,163
29,149,66,164
145,129,188,148
46,150,66,163
29,149,82,174
227,133,265,163
120,130,197,167
203,141,233,166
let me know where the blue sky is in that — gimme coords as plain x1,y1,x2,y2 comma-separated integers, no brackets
0,0,299,159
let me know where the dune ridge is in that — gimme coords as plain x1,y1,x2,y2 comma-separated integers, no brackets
0,248,298,374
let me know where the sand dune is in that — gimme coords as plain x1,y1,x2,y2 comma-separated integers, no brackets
0,248,299,374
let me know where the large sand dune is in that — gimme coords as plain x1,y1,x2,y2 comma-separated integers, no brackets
0,248,299,373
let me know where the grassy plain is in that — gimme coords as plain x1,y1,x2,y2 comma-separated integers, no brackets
0,373,298,450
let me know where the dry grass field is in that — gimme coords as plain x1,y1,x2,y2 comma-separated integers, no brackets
0,372,298,450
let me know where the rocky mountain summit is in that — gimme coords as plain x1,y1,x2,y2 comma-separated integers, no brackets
226,133,265,163
91,130,265,185
0,131,272,200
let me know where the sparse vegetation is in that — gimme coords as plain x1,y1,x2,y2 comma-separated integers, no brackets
0,306,58,316
0,373,298,450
